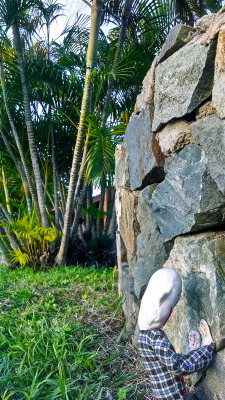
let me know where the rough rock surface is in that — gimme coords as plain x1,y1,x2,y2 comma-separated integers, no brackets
195,14,216,32
195,100,216,119
158,24,196,63
163,232,225,400
118,255,138,333
156,120,195,156
149,145,225,242
115,12,225,399
153,37,217,131
200,7,225,45
125,107,164,190
190,114,225,194
212,28,225,118
133,185,171,299
115,141,130,189
134,56,158,115
115,187,139,267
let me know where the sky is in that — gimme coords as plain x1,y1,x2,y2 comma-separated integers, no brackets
50,0,91,42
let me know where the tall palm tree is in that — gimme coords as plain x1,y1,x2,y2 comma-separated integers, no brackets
55,0,103,266
0,0,49,227
38,0,65,232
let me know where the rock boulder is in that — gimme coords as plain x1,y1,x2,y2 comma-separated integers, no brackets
212,28,225,119
153,37,217,131
115,141,130,189
156,120,195,156
149,145,225,241
163,232,225,400
158,24,196,63
190,114,225,194
133,185,172,299
125,107,164,190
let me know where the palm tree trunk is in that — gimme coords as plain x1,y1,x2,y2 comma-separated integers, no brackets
2,167,11,214
0,203,12,222
55,0,103,266
108,203,117,239
0,228,14,267
0,208,23,251
70,180,88,241
73,130,90,205
50,116,60,232
12,21,49,228
0,62,39,218
86,185,93,236
0,128,33,214
55,170,65,215
97,177,106,237
104,189,115,235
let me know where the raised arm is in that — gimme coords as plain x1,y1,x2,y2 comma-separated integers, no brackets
154,335,215,376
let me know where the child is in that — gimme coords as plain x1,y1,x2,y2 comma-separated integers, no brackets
138,268,215,400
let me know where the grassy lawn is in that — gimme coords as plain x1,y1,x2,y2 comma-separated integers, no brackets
0,265,149,400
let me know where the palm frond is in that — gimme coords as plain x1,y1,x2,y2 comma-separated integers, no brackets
85,116,124,182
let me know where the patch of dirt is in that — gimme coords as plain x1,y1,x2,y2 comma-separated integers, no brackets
81,307,154,399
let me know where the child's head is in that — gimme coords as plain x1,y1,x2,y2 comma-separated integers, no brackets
138,268,182,330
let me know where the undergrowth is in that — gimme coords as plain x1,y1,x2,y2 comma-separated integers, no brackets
0,265,149,400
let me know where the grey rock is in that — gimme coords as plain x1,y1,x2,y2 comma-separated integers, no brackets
163,232,225,400
158,24,196,64
194,354,225,400
149,145,225,241
134,55,159,115
115,140,130,189
153,37,217,131
190,114,225,194
133,185,172,299
212,28,225,119
125,107,165,191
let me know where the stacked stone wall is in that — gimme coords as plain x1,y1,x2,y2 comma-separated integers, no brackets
115,8,225,400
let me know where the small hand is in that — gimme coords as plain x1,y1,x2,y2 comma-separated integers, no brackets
189,330,201,351
199,319,214,346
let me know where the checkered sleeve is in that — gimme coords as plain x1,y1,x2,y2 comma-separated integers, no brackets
154,336,215,376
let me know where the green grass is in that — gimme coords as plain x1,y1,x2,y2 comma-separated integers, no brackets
0,265,146,400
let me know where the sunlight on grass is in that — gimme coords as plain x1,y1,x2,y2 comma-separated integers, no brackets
0,265,145,400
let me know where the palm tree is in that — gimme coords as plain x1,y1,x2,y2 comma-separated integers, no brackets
0,0,49,227
38,0,65,232
55,0,103,266
0,60,40,217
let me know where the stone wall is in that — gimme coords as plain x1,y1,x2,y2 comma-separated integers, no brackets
115,9,225,400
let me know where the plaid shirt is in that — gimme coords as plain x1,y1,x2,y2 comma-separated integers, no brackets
138,329,215,400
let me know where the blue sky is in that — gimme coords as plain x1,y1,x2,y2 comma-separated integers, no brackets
50,0,91,42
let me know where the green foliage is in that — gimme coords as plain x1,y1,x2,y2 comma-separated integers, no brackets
171,0,222,26
0,265,145,399
1,213,57,266
10,249,30,266
87,235,114,252
83,203,107,220
85,116,125,182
